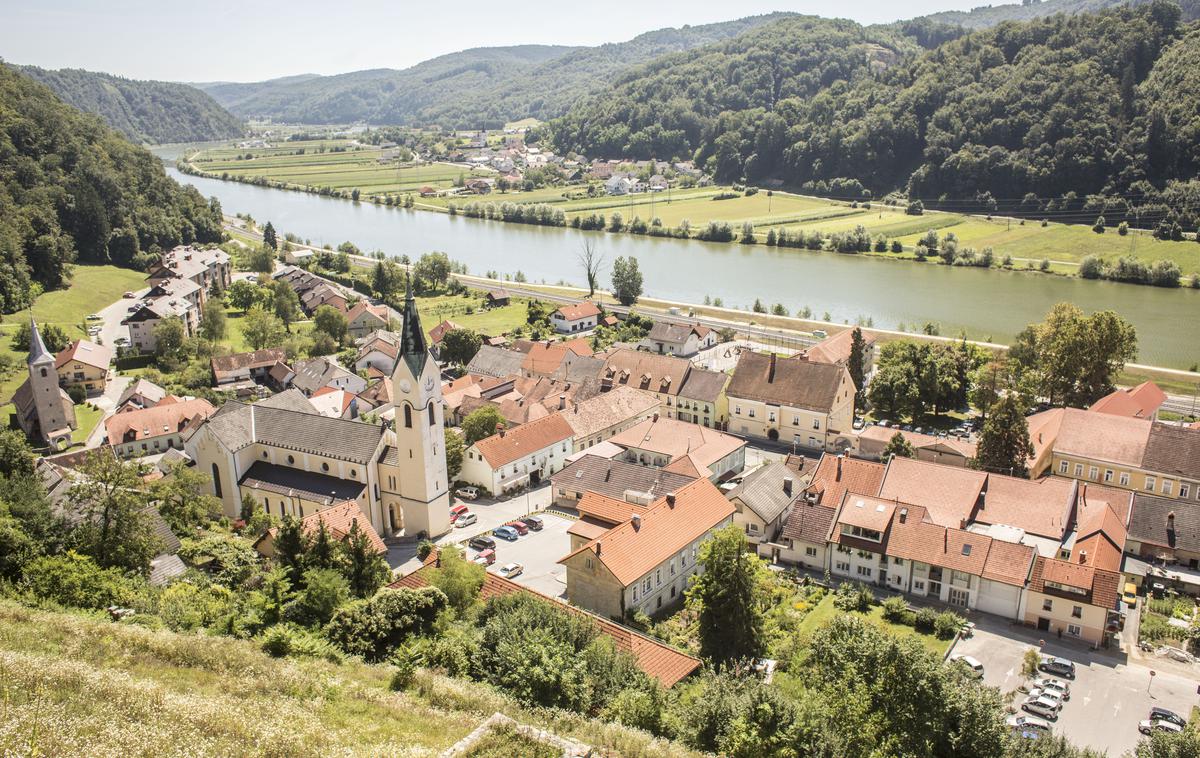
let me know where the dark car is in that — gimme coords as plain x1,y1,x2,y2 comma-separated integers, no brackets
522,515,544,531
505,520,529,536
468,535,496,552
493,525,519,542
1150,707,1188,728
1037,656,1076,679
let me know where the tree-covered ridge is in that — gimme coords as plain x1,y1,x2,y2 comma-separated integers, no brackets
18,65,244,144
915,0,1198,30
196,15,794,129
0,63,225,312
549,2,1200,230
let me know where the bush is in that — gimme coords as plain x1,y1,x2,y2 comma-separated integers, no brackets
22,551,137,609
881,595,908,622
1140,614,1179,645
914,607,938,633
934,611,964,640
833,581,874,613
66,385,87,404
389,647,418,691
325,586,448,662
1078,255,1105,279
261,625,295,657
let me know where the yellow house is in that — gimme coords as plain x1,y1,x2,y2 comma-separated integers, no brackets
54,339,112,395
726,352,855,452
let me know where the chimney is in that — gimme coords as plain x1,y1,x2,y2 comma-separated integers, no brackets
631,514,642,530
768,353,777,383
595,541,601,557
1079,483,1087,503
1078,550,1088,564
1168,511,1176,529
652,411,659,422
498,423,506,438
899,507,908,524
836,456,843,481
666,493,676,508
559,394,566,410
783,477,794,496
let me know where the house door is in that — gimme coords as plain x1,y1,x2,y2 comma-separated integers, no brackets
1037,617,1050,632
949,588,969,607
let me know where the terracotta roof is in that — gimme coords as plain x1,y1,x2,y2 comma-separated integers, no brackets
601,348,692,397
646,322,708,345
1073,495,1128,573
727,352,850,412
555,301,601,321
105,398,215,445
1089,382,1166,419
885,507,991,576
857,425,976,459
976,475,1077,539
346,301,390,325
392,559,700,687
878,457,985,528
560,386,658,440
1142,424,1200,481
608,416,744,472
566,517,612,542
514,340,594,376
472,413,574,468
577,491,648,525
300,500,386,554
981,539,1037,587
781,499,838,544
801,328,875,366
1032,407,1151,467
211,348,286,378
55,339,112,371
117,378,167,408
802,453,885,507
834,493,899,534
561,478,734,587
428,319,462,345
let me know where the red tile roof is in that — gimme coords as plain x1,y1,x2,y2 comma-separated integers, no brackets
803,453,885,508
576,491,648,525
104,397,215,445
301,500,386,554
1089,381,1167,420
878,456,985,528
428,319,462,345
391,560,700,687
472,413,574,468
555,301,601,321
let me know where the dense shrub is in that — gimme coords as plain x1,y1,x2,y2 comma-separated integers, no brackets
22,551,136,609
880,595,908,622
833,581,875,612
914,607,938,633
934,611,965,640
325,586,447,662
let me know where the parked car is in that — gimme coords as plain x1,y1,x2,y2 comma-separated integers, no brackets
492,526,519,542
1123,582,1138,608
454,513,478,528
86,313,102,321
468,535,496,552
505,520,529,536
1038,656,1076,679
1006,714,1051,737
449,503,469,519
1149,707,1188,728
123,291,136,298
1026,688,1064,706
87,326,101,336
113,337,130,347
498,562,524,579
1021,695,1061,720
949,654,984,678
852,418,865,430
522,515,544,531
455,486,480,501
1139,719,1184,735
473,549,496,566
1031,677,1070,700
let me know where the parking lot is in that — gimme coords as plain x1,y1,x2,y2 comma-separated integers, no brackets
953,616,1197,754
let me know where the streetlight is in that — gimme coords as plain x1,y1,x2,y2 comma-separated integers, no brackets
1148,670,1156,695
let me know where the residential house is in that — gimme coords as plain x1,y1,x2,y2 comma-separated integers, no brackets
1125,493,1200,585
256,499,386,558
800,328,877,373
345,302,391,339
122,295,196,353
551,302,601,334
105,397,216,458
648,175,669,192
290,357,367,396
638,322,717,358
1089,381,1167,420
550,453,696,509
299,283,348,315
355,331,400,375
211,348,287,386
465,345,527,378
558,478,735,619
1030,408,1200,503
428,319,462,356
604,175,631,195
456,375,598,429
513,338,595,379
484,289,510,308
54,340,111,395
600,349,692,418
117,378,167,411
726,352,855,452
393,552,700,687
147,246,231,299
856,425,976,467
607,415,746,482
676,367,730,429
309,386,370,420
559,385,659,450
777,454,885,570
460,413,575,495
727,462,802,558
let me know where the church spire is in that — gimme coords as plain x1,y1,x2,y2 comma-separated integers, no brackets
27,316,53,366
398,274,430,377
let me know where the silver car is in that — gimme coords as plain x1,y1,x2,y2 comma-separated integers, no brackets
1022,695,1061,720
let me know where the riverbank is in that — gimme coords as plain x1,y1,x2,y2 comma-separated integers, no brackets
178,149,1200,286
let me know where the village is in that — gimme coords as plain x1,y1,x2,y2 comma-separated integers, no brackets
8,239,1200,755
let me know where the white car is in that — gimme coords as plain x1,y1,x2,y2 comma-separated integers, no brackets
498,562,524,579
1031,677,1070,700
1139,719,1184,735
1022,695,1061,720
86,313,102,321
455,486,479,501
1007,714,1051,736
454,513,478,528
1026,688,1065,706
949,654,984,678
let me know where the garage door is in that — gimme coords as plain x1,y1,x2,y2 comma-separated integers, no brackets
976,580,1020,619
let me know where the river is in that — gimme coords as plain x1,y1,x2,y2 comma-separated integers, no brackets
162,164,1199,368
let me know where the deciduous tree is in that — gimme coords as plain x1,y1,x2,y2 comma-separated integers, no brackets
439,328,482,366
611,255,643,305
882,432,915,460
66,451,162,575
313,304,348,346
462,405,505,445
242,304,286,350
687,524,767,665
199,300,227,342
974,393,1034,477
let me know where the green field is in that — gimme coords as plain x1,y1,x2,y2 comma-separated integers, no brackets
795,594,953,658
416,293,530,337
1,265,146,423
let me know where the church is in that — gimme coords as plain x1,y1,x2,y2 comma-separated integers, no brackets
185,282,452,539
11,319,77,449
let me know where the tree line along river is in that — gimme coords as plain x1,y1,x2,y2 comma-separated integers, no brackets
162,164,1199,369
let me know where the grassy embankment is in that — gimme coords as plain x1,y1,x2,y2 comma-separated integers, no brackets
190,142,1200,276
0,601,695,757
0,265,146,427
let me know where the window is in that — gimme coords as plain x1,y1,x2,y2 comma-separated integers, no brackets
735,405,741,415
748,523,759,534
211,463,222,498
812,418,820,430
809,436,819,447
1181,483,1191,499
1104,469,1113,483
805,546,817,557
856,566,872,578
1042,599,1053,611
1074,463,1083,477
1071,605,1082,618
1067,624,1081,637
1145,476,1156,491
748,408,756,418
428,404,436,426
643,578,651,592
1059,460,1069,474
656,569,661,586
893,557,903,565
404,405,412,428
914,580,925,592
836,561,850,572
632,586,638,601
287,455,295,465
1162,480,1173,495
1120,472,1130,486
322,462,329,472
1088,466,1098,480
768,411,776,422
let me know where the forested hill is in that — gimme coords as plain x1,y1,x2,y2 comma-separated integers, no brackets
0,64,225,313
916,0,1199,30
195,15,793,129
17,65,244,144
549,1,1200,230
